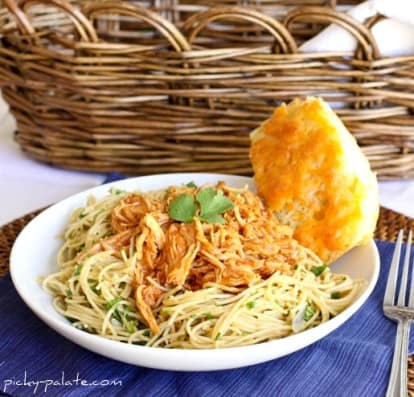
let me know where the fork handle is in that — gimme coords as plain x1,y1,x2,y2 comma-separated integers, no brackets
399,320,411,397
386,320,407,397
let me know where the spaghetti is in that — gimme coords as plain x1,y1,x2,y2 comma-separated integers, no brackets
43,182,362,348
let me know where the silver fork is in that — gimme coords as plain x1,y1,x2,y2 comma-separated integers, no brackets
383,229,413,397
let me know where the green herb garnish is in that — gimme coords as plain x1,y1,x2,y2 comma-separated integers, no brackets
114,189,126,195
161,308,170,316
186,181,197,188
74,265,83,276
205,312,214,320
168,193,197,223
311,265,327,277
215,332,222,341
105,297,122,310
196,188,234,225
168,187,234,225
143,329,151,337
112,310,122,323
331,292,341,299
65,289,72,298
246,301,256,309
304,304,315,321
78,213,86,219
76,244,85,253
133,341,147,346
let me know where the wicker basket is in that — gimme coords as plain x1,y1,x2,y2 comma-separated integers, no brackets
0,0,413,178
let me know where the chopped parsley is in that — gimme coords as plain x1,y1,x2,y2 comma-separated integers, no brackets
246,301,256,309
105,297,122,310
65,289,72,298
331,292,341,299
205,312,214,320
112,310,122,323
143,329,151,337
161,308,170,316
76,244,85,253
215,332,222,341
311,265,327,277
186,181,197,188
74,265,83,276
304,304,315,321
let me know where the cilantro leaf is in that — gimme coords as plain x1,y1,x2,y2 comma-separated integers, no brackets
196,188,233,223
168,193,197,223
201,213,226,225
186,181,197,188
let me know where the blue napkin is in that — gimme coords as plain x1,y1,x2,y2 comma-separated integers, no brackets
0,241,412,397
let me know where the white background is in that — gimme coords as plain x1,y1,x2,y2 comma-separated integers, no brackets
1,93,413,226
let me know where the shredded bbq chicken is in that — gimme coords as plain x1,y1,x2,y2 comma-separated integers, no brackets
96,183,304,333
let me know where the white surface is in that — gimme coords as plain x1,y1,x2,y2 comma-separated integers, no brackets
9,173,380,371
300,0,414,57
0,92,413,223
0,94,104,226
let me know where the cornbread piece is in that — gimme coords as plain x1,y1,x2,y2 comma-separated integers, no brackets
250,97,378,263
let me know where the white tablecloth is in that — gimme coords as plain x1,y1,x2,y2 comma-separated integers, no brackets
1,93,413,226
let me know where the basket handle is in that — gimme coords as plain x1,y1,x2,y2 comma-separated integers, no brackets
82,1,191,52
2,0,35,35
284,7,380,60
182,6,297,54
4,0,98,42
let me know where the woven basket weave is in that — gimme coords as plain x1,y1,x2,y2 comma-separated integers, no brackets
0,0,413,178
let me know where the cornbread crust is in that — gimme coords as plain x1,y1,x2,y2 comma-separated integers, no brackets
250,97,379,263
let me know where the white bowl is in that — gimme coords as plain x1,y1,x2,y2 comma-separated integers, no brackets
10,173,380,371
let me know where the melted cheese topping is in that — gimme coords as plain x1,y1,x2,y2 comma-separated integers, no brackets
250,97,378,263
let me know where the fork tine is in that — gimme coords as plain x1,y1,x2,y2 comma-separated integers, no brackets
398,230,412,306
406,231,414,308
384,230,404,306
